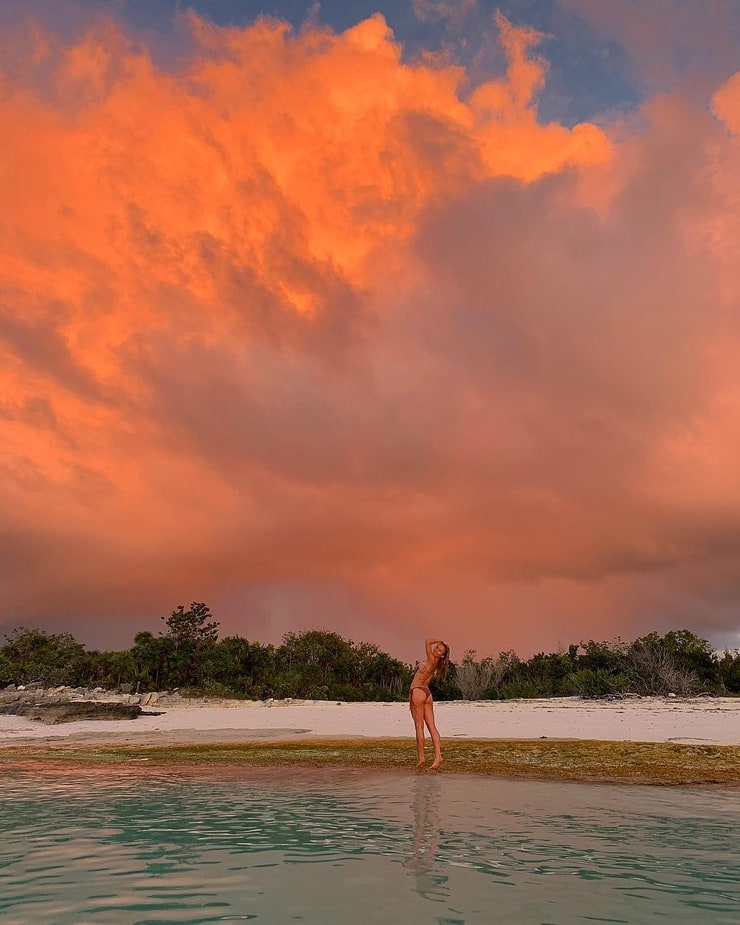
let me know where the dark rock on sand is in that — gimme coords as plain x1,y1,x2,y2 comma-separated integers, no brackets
19,701,142,724
0,690,142,724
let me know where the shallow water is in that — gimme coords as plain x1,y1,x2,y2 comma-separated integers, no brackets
1,764,738,924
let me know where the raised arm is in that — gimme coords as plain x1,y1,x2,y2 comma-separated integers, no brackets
425,638,444,661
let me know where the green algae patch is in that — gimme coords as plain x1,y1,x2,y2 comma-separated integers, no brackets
2,738,740,786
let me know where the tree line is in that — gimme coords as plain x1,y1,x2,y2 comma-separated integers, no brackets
1,602,739,700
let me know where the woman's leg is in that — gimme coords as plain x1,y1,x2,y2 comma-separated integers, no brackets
424,701,443,770
409,689,429,767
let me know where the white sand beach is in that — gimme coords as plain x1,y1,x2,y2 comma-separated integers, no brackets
1,696,739,748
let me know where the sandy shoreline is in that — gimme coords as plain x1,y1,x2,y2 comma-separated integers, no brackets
1,696,739,749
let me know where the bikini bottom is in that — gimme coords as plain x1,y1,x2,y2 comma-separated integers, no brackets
409,685,432,704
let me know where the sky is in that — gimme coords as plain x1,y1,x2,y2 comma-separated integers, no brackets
1,0,740,660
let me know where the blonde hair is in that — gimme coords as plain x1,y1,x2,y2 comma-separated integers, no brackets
435,643,450,680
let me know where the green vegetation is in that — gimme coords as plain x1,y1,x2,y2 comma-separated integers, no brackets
3,740,740,787
1,605,739,700
0,629,87,687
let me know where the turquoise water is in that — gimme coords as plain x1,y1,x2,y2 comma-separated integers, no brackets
1,765,738,924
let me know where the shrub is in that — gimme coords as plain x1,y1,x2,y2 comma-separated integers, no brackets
499,680,549,699
628,638,698,695
568,669,629,698
455,650,507,700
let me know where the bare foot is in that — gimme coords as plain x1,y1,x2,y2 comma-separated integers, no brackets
428,758,443,771
415,760,426,769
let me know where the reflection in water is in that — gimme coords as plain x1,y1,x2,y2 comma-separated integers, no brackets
1,765,739,924
403,772,449,902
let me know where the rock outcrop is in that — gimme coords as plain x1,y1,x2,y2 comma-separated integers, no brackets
0,686,143,724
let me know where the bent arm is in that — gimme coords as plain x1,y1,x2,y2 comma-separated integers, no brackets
425,638,444,661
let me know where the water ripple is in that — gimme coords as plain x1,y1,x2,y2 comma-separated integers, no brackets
1,768,738,924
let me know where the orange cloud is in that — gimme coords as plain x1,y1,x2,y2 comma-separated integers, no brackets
712,70,740,133
1,8,739,657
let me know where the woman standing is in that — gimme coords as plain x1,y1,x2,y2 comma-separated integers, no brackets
409,638,450,770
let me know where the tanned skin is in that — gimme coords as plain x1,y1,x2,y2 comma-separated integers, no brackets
409,638,449,771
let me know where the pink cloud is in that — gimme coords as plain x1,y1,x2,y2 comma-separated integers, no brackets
560,0,740,94
1,8,739,657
